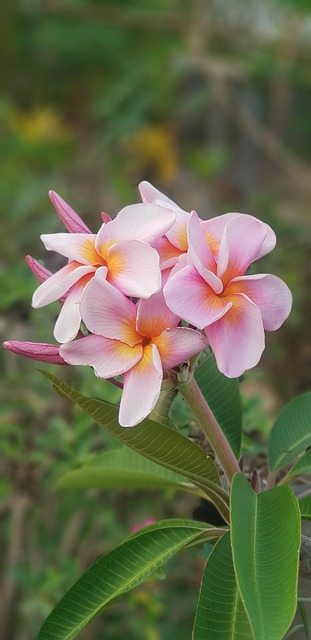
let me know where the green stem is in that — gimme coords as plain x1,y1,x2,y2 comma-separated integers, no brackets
266,471,277,490
177,374,240,485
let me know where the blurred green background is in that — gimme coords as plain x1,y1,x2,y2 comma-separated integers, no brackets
1,1,310,638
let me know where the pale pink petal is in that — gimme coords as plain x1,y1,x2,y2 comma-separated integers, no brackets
163,265,231,330
136,289,180,338
217,216,269,284
138,181,177,207
165,208,190,251
168,253,188,276
251,220,276,259
201,212,275,261
32,263,96,308
138,183,191,237
161,266,176,285
93,265,109,281
187,212,223,294
60,335,142,378
205,293,265,377
26,255,52,283
107,240,161,298
119,344,163,427
96,204,176,249
227,274,292,331
152,236,184,270
153,327,208,370
48,190,91,234
201,212,241,256
80,277,140,346
41,233,104,266
53,273,94,343
54,290,81,343
26,255,67,304
3,340,66,364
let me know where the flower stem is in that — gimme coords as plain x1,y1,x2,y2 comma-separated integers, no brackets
265,471,277,490
177,375,240,485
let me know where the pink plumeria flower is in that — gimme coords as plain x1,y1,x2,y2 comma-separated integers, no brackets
31,192,176,343
164,212,292,378
60,273,207,427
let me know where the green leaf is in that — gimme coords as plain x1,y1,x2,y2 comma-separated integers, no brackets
42,372,229,521
193,531,252,639
231,474,301,640
299,496,311,520
37,519,213,640
57,446,205,497
286,450,311,480
194,349,242,457
269,392,311,472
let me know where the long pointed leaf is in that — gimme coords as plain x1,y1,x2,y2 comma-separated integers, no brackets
42,372,230,521
269,392,311,472
231,474,301,640
37,519,213,640
194,349,242,458
193,531,252,639
57,447,205,497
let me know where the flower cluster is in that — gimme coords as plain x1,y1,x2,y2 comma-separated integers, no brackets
3,183,292,426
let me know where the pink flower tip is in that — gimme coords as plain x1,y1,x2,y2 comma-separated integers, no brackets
26,255,52,283
3,341,66,365
131,519,156,533
48,190,91,234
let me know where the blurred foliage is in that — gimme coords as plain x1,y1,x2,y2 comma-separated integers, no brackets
1,0,311,638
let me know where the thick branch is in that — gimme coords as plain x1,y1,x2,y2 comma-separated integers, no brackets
300,535,311,580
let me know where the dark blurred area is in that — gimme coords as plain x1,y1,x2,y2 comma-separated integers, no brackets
0,1,310,638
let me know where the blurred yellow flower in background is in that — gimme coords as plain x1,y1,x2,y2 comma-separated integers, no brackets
9,107,69,143
127,125,178,184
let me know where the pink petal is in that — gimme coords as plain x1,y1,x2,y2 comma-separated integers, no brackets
96,203,176,248
26,255,66,304
163,265,231,330
136,289,180,338
138,181,177,207
41,233,104,266
227,274,292,331
217,216,269,284
119,344,163,426
53,273,94,343
3,341,66,364
60,335,142,378
165,208,190,251
48,190,91,234
80,277,140,347
187,212,223,294
251,219,276,259
201,212,275,261
201,212,241,257
26,255,52,283
152,236,184,270
154,327,208,370
205,293,265,377
32,262,96,308
107,240,161,298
